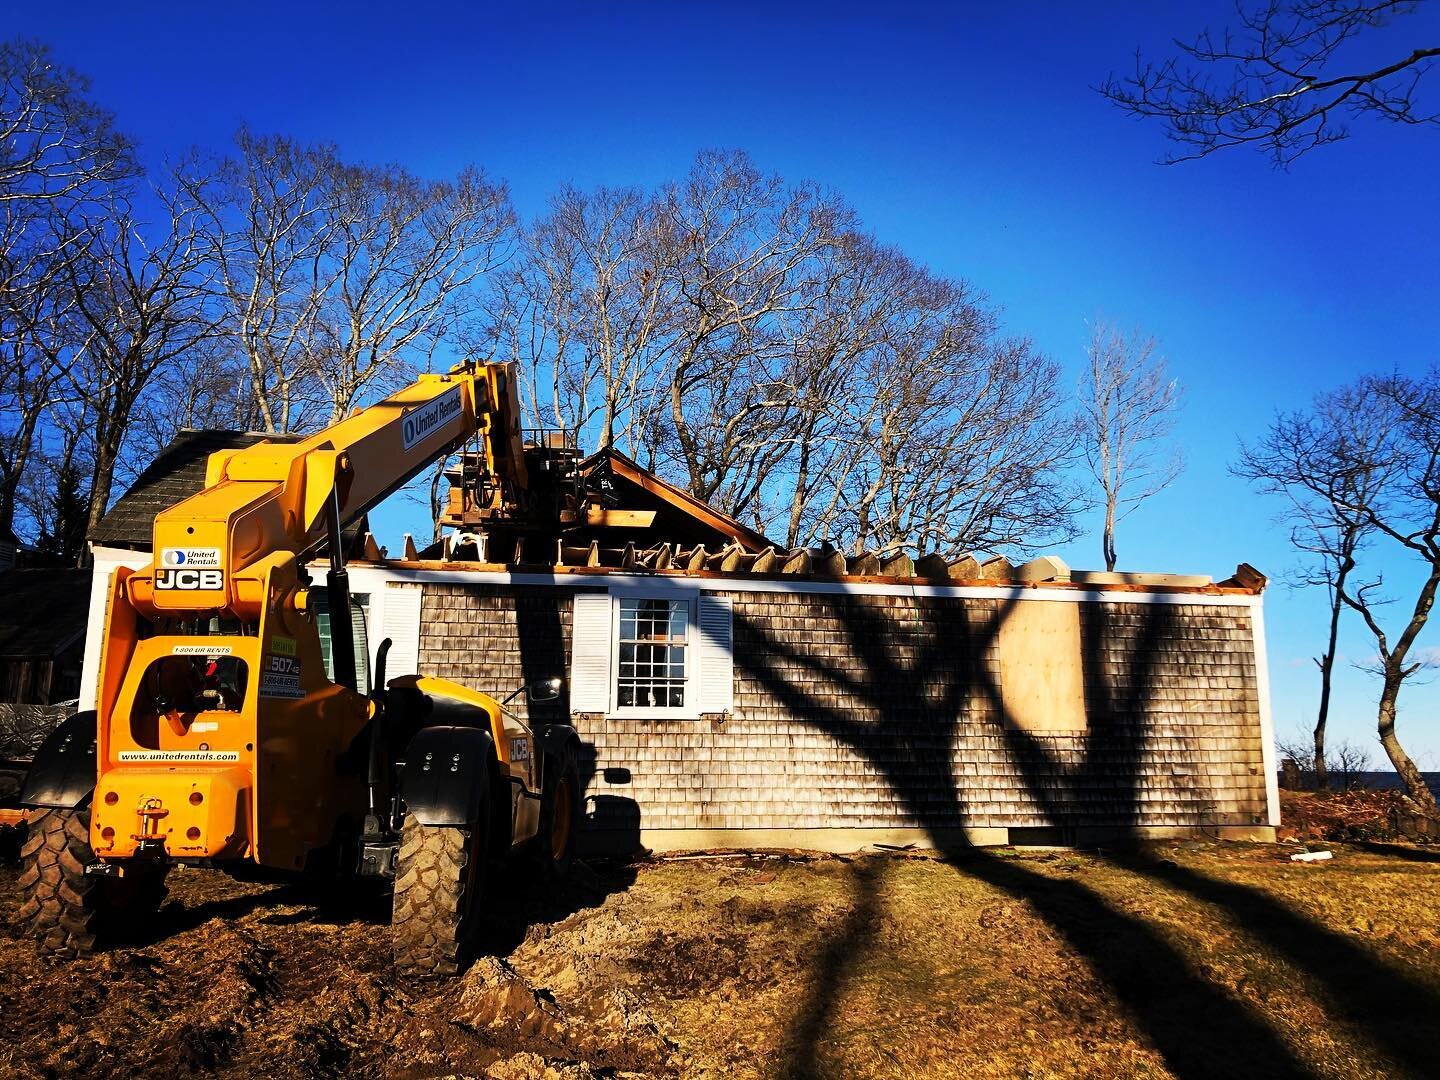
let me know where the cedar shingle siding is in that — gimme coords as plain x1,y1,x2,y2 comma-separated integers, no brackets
415,580,1269,842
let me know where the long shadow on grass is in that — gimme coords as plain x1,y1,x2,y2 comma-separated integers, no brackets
1349,840,1440,863
1115,849,1440,1077
736,594,1334,1080
777,858,885,1080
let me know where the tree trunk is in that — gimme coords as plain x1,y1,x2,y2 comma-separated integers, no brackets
1312,570,1349,792
1377,674,1440,818
1102,491,1118,572
83,410,129,563
0,401,45,541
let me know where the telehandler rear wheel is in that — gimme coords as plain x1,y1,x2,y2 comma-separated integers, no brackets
15,807,169,958
391,808,490,978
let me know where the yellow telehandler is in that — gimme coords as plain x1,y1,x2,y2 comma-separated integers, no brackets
16,361,582,976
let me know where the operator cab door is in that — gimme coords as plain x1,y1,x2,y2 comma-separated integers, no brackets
312,592,371,694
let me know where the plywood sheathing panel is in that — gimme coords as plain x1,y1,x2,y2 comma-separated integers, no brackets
601,450,775,552
995,600,1088,733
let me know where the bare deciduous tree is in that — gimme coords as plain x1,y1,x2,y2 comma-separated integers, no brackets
488,150,1083,557
0,37,135,270
178,131,337,434
53,185,217,543
656,151,844,512
0,252,76,540
1240,373,1440,818
186,132,514,431
1101,1,1439,166
1237,390,1387,789
0,37,136,549
316,161,513,422
1079,320,1184,572
484,183,676,449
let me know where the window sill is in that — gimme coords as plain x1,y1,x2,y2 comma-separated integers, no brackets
605,710,703,722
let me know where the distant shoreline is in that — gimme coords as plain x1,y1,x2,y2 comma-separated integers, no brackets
1302,772,1440,792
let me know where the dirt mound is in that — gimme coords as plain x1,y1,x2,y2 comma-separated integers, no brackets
0,858,677,1080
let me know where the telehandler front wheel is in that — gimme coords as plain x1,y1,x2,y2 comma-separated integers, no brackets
391,809,490,978
15,807,169,958
534,747,581,881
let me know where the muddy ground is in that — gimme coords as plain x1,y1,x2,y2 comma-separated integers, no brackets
1,839,1439,1079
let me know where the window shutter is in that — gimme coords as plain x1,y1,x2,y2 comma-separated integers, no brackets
570,592,613,712
696,594,734,714
381,585,423,680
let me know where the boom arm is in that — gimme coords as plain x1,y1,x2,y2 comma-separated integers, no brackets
125,361,528,622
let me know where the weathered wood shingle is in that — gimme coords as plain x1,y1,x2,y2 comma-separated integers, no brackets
416,584,1269,835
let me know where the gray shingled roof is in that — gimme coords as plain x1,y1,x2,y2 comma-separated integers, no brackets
0,568,90,657
90,428,373,555
89,430,299,550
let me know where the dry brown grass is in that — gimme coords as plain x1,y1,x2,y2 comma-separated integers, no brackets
1,841,1438,1078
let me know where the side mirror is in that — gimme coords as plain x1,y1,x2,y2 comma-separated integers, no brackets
527,676,563,702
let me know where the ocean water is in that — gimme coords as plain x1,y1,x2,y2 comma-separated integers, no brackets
1316,771,1440,792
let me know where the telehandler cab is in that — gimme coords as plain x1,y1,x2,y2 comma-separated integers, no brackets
16,361,582,977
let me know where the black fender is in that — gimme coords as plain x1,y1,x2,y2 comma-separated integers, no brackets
534,723,579,792
19,710,97,809
400,725,496,828
535,723,578,759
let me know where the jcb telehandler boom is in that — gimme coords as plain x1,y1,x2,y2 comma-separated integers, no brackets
17,361,583,976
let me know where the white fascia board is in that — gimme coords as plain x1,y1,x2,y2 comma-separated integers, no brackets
348,564,1264,609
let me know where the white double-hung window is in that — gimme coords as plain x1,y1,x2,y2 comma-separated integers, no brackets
616,597,689,709
570,589,733,718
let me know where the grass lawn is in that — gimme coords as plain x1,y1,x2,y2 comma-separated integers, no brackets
1,840,1438,1078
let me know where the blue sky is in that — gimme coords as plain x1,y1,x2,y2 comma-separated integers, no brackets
14,2,1440,762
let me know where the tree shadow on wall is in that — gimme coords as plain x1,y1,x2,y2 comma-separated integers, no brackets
734,594,1440,1080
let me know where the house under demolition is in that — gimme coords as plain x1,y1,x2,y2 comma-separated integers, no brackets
82,430,1279,852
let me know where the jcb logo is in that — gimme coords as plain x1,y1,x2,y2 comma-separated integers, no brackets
156,568,224,591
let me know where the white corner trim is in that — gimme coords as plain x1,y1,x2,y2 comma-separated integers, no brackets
79,546,152,710
1250,600,1282,827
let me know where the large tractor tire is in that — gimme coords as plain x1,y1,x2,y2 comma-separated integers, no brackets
15,807,168,958
534,746,582,881
391,808,490,978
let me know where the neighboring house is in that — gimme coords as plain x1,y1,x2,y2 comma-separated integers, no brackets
80,430,1280,852
0,523,18,572
0,567,89,704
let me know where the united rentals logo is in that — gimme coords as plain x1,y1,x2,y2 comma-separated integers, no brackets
401,387,463,452
161,547,221,568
